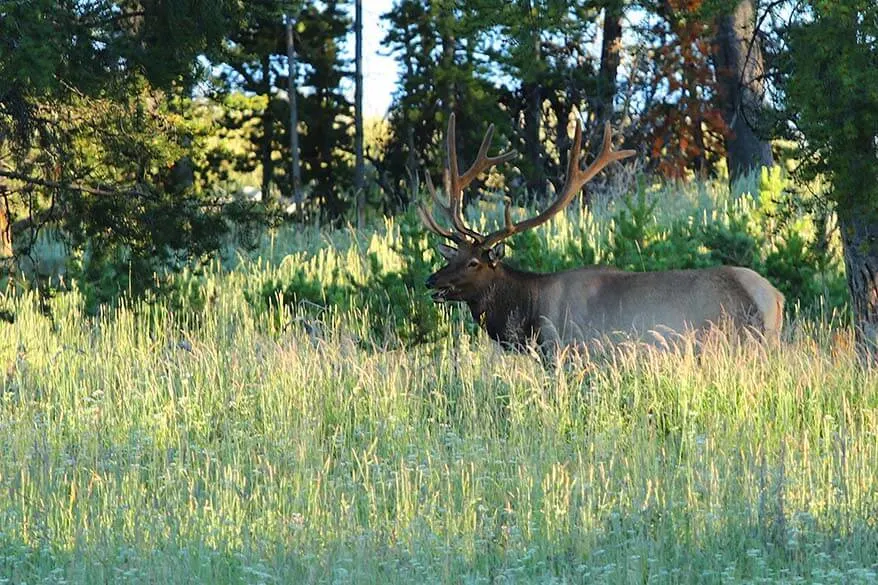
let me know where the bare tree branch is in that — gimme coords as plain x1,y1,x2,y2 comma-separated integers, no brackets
0,169,135,198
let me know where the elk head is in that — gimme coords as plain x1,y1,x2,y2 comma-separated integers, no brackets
424,239,507,303
420,113,636,306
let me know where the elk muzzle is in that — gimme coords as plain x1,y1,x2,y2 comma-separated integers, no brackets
425,269,464,303
425,272,448,302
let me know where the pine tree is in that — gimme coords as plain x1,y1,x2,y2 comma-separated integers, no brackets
0,0,240,292
780,0,878,355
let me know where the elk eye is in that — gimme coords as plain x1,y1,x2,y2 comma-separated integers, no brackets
467,259,480,268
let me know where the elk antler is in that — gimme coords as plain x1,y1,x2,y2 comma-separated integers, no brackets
418,113,516,244
479,121,636,250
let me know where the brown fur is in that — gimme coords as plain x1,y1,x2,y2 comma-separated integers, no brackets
426,243,784,352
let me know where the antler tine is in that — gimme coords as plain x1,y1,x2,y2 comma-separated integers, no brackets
418,203,466,244
445,113,517,243
419,171,470,244
564,119,584,188
459,123,518,186
578,121,637,186
445,114,483,241
447,114,460,187
424,172,450,217
481,118,636,250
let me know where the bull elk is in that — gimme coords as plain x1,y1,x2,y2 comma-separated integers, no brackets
419,114,784,352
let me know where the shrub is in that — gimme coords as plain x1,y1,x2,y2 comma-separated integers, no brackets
245,210,447,347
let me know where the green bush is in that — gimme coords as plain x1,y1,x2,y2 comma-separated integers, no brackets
360,211,445,346
603,189,846,317
700,215,761,268
245,210,447,347
609,192,713,271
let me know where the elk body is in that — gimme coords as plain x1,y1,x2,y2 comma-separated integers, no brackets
420,114,784,352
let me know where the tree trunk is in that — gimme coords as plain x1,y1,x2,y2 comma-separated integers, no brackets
523,26,545,201
440,22,456,121
523,80,545,200
550,95,570,194
286,15,303,209
260,54,275,206
0,190,11,263
354,0,365,229
839,207,878,358
439,15,462,201
596,0,623,128
402,32,419,201
714,0,773,182
405,125,418,201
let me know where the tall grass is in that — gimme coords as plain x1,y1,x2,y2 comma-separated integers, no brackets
0,178,875,584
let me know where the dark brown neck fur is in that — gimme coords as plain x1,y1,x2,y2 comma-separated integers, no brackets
466,263,545,349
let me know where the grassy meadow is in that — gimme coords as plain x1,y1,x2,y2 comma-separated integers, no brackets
1,178,877,583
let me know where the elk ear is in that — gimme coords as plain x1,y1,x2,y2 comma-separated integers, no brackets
487,243,505,266
437,243,457,261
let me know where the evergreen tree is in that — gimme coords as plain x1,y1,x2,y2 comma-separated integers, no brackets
380,0,441,208
381,1,607,209
0,0,242,296
214,1,292,206
214,1,351,220
484,1,603,201
295,0,352,220
381,1,512,210
779,0,878,354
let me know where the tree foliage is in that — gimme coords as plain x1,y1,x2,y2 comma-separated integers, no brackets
0,0,255,303
378,1,508,210
377,0,775,196
212,0,352,219
780,2,878,202
778,0,878,351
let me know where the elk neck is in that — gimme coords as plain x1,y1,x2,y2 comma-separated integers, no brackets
466,262,546,347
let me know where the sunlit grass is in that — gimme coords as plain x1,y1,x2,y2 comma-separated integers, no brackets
2,286,876,583
0,179,874,583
